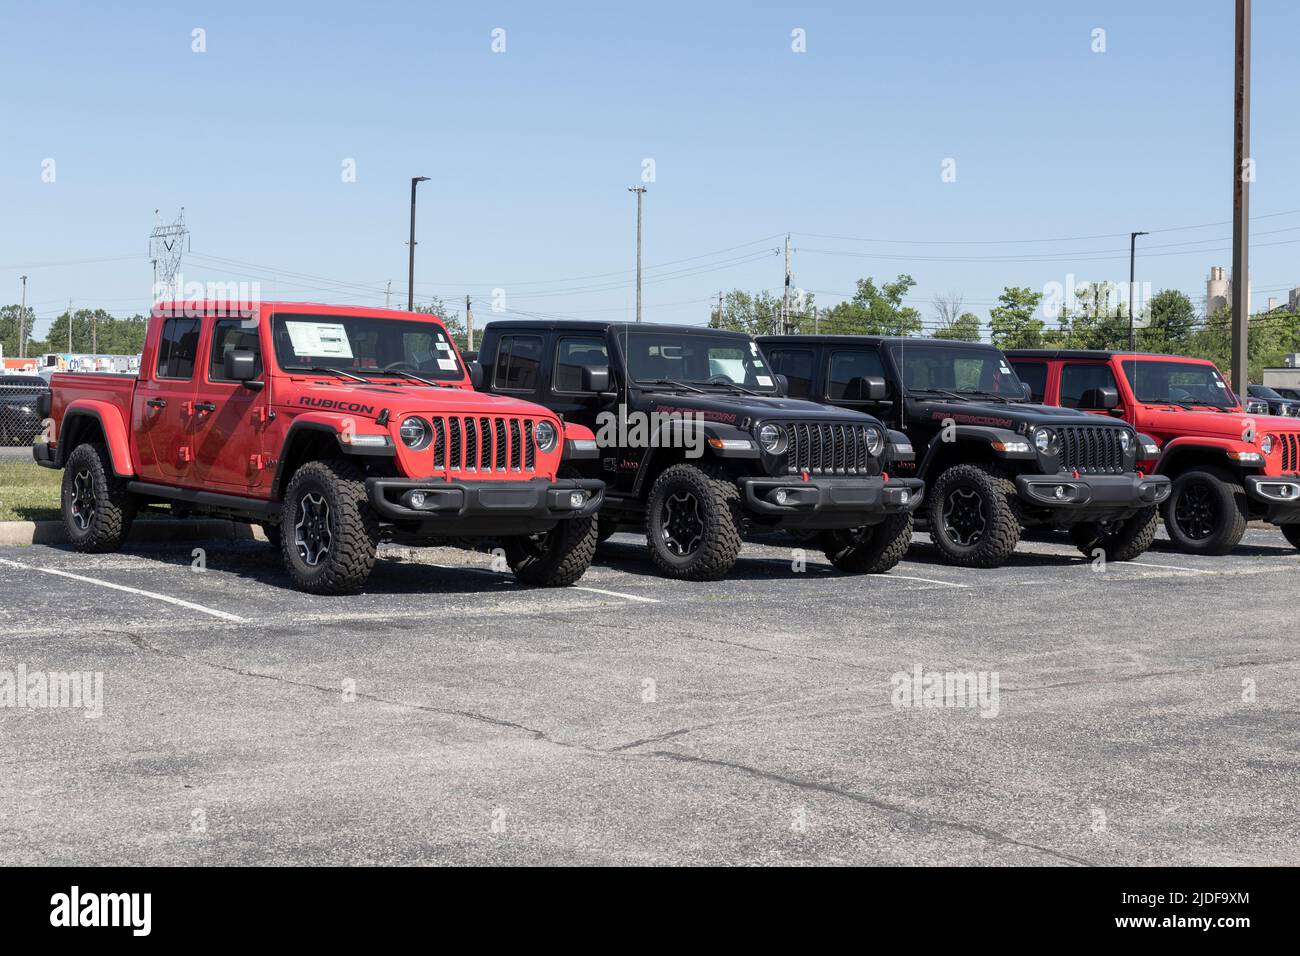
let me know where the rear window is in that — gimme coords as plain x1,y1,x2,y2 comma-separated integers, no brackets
1014,362,1047,403
156,318,202,380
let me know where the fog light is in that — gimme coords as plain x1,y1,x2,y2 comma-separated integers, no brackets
568,491,586,508
898,490,910,504
774,489,790,505
1054,485,1068,500
409,491,427,508
1282,485,1294,499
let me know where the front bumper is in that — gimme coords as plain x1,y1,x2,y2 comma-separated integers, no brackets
1244,475,1300,524
366,477,605,534
738,475,925,530
1015,472,1171,515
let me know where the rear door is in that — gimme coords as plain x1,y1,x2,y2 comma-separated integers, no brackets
193,316,271,492
132,314,202,484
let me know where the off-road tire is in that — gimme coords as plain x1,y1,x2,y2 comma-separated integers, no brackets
1281,524,1300,550
1162,466,1247,555
503,515,598,587
279,458,378,595
927,463,1020,568
645,463,743,580
823,512,914,574
1069,506,1159,562
61,442,136,553
596,515,620,544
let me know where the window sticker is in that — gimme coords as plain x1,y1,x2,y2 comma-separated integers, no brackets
437,358,458,371
436,340,452,351
285,321,354,358
756,375,774,386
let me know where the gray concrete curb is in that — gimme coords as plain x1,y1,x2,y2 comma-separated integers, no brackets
0,519,261,546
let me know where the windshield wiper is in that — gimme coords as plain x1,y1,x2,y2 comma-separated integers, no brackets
284,365,370,384
909,387,970,403
699,381,761,396
954,388,1012,403
358,368,448,388
637,378,704,393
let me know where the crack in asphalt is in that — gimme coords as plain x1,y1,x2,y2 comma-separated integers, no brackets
637,750,1097,866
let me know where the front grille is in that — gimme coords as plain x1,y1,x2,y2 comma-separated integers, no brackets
1278,432,1299,474
430,415,537,473
781,422,880,475
1056,425,1126,474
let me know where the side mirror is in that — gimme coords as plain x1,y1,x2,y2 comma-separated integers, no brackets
1021,382,1032,401
582,365,610,393
1078,386,1119,410
865,376,887,401
224,349,259,383
774,373,789,396
467,361,484,389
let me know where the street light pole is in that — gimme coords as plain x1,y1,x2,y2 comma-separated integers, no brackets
408,176,430,311
628,185,646,322
18,275,28,359
1231,0,1251,393
1128,231,1148,351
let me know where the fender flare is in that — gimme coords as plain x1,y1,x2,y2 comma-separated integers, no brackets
1155,436,1254,476
59,401,134,476
629,421,755,498
271,415,394,498
916,424,1033,479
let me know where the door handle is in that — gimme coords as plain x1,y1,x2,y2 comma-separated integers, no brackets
146,398,167,409
194,401,217,413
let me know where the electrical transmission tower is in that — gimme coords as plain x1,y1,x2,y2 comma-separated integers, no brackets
149,208,189,300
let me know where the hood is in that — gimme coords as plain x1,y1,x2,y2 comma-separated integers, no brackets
640,391,882,426
904,397,1130,430
284,381,555,422
1143,406,1300,439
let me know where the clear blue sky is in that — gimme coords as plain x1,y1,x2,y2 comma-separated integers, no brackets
3,0,1299,339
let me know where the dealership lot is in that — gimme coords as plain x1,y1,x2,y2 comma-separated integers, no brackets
2,527,1298,866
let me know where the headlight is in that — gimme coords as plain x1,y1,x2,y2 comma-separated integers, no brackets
1118,430,1131,453
1261,434,1274,455
757,422,786,454
533,420,558,452
865,426,884,457
398,416,431,449
1032,426,1058,455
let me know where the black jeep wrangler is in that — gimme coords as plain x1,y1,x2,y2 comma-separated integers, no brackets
471,321,923,580
758,335,1171,567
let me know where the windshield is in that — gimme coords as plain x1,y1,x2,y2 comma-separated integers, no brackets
889,343,1025,399
622,330,778,392
1250,385,1282,399
271,313,463,381
1122,360,1236,409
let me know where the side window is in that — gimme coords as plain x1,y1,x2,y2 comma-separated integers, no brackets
155,317,202,380
554,336,608,392
208,319,263,382
493,334,544,391
1014,362,1047,402
767,349,813,398
1060,363,1118,408
828,349,886,401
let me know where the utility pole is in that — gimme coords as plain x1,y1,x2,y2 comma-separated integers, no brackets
627,185,646,322
18,275,27,359
814,305,819,335
67,299,72,353
1231,0,1251,393
91,311,97,356
408,176,430,311
1128,231,1148,351
385,281,392,309
782,234,793,334
716,291,724,328
465,294,474,351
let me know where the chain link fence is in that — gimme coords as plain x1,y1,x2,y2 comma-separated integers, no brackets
0,378,49,447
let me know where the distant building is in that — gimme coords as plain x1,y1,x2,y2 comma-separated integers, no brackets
1205,266,1250,316
1290,288,1300,313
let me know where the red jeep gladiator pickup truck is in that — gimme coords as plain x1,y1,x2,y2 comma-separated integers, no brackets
1007,349,1300,554
35,301,605,594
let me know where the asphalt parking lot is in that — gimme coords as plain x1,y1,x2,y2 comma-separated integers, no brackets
3,525,1298,866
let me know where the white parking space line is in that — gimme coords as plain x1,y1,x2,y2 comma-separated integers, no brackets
0,557,248,622
571,585,661,604
884,573,971,588
1118,561,1217,574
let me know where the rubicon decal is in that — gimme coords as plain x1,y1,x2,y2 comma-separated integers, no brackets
298,397,376,415
929,410,1013,428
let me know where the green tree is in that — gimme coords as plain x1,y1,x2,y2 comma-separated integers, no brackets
819,275,921,336
1139,289,1196,353
988,287,1045,349
933,311,982,341
0,304,37,359
709,289,818,335
414,298,471,351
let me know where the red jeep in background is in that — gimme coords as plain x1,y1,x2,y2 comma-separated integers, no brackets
1007,349,1300,554
35,301,604,594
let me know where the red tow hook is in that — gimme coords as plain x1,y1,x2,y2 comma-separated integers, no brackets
882,472,890,483
1072,469,1080,480
1137,470,1145,479
801,469,810,482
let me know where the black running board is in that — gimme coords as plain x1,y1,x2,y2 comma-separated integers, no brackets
126,481,279,517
